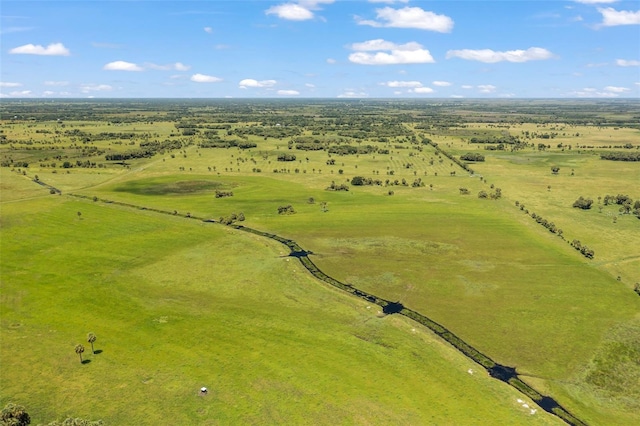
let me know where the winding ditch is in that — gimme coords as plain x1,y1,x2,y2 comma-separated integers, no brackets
67,192,586,425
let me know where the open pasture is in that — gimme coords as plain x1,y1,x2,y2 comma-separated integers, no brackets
1,99,639,425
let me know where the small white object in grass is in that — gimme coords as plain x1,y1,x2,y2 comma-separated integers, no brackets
201,387,208,393
530,409,537,415
522,403,529,409
517,399,523,404
467,369,474,375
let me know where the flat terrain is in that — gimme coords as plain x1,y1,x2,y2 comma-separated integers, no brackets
1,99,638,425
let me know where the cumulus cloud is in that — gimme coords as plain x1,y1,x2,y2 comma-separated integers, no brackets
446,47,554,63
277,89,300,95
44,81,69,86
569,87,619,97
266,1,334,21
597,7,640,26
355,6,454,33
0,82,22,87
103,61,144,71
478,84,497,93
461,85,474,89
604,85,630,93
191,73,222,83
382,81,423,88
147,62,191,71
9,42,70,56
326,58,337,64
204,27,213,33
349,39,434,65
80,84,113,93
411,87,434,94
239,79,277,88
616,59,640,66
8,90,33,97
432,81,452,87
337,90,368,98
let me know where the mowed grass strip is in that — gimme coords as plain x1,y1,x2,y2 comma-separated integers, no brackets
1,196,561,425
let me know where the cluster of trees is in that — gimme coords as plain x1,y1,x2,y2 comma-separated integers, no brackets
603,194,639,216
277,153,296,162
219,212,245,225
572,196,593,210
478,187,502,199
422,139,475,174
277,205,295,215
0,160,28,167
326,181,349,191
460,153,485,162
214,190,233,198
600,152,640,161
570,240,595,259
350,176,384,186
1,402,103,426
327,144,376,155
199,139,257,149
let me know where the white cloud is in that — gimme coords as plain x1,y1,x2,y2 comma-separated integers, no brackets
356,6,454,33
604,85,630,93
103,61,144,71
204,27,213,33
0,82,22,87
349,39,434,65
239,79,277,88
337,90,368,98
42,90,55,96
478,85,497,93
44,81,69,86
9,42,70,56
383,80,423,88
8,90,33,97
569,87,619,97
266,1,334,21
146,62,191,71
597,7,640,26
432,81,452,87
616,59,640,66
446,47,554,63
191,73,223,83
305,83,316,88
411,87,434,94
326,58,337,64
266,4,313,20
277,89,300,95
461,85,473,89
80,84,113,93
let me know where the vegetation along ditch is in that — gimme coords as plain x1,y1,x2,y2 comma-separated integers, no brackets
63,188,586,426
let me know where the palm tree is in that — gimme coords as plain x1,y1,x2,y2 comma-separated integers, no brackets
75,344,85,363
87,332,97,354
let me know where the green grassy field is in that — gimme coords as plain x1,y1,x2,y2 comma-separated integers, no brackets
1,100,639,425
1,172,563,425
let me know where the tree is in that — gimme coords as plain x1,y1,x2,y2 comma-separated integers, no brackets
75,344,85,363
87,333,96,354
77,211,82,220
572,196,593,210
1,403,31,426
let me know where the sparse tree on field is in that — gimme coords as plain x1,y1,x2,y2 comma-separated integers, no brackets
77,211,82,220
87,333,96,354
75,344,85,363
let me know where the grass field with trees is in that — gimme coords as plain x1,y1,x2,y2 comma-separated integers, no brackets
1,99,638,425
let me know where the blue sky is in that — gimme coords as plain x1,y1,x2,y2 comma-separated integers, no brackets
1,0,639,98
